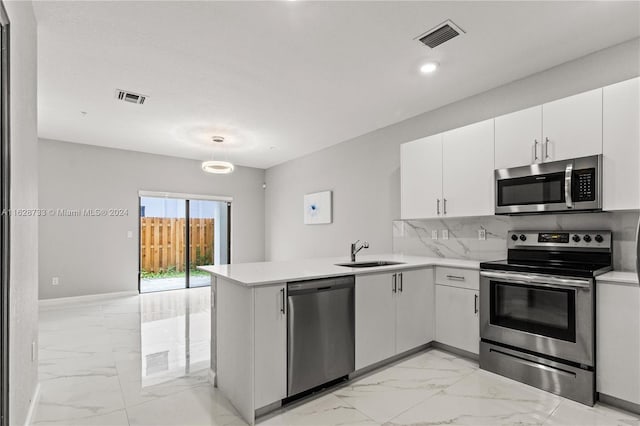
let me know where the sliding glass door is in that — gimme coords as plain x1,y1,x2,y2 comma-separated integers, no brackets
139,196,230,293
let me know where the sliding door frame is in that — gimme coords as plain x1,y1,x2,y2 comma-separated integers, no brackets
137,191,232,293
0,4,10,426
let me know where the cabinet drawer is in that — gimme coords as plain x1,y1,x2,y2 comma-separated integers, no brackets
435,267,479,291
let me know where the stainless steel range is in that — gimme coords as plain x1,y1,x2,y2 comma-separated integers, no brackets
479,230,613,406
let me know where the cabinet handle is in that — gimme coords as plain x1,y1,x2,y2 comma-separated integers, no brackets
280,288,286,314
446,274,466,281
392,274,397,293
398,273,403,293
474,294,479,314
436,198,440,215
443,198,447,215
544,137,551,160
533,139,539,161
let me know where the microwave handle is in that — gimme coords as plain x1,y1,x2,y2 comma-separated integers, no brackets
565,162,574,209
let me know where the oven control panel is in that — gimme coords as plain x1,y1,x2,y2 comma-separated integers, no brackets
507,230,611,249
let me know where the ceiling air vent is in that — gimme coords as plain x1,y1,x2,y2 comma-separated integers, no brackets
416,20,465,49
115,89,148,105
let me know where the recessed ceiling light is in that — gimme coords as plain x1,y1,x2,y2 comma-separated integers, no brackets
420,62,439,74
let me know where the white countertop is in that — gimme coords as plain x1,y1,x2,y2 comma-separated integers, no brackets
598,270,639,285
198,254,480,287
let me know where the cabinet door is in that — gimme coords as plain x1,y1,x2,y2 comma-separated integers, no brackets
596,281,640,404
542,88,602,162
435,285,479,355
495,106,543,169
401,134,443,219
355,273,396,370
396,269,433,354
603,77,640,211
254,284,287,408
442,119,495,218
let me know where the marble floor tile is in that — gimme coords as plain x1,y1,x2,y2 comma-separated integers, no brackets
36,287,640,426
333,354,472,423
261,394,379,426
33,376,126,424
544,399,640,426
32,409,130,426
125,384,246,426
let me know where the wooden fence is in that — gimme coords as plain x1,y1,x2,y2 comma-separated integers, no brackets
140,217,214,273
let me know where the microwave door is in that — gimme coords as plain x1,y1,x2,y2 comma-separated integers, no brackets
495,171,567,214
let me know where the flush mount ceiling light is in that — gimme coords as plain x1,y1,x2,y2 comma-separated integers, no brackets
201,136,235,174
420,62,439,74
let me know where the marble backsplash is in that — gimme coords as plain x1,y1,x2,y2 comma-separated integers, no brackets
393,211,640,272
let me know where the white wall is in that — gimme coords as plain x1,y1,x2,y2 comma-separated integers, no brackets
265,38,640,261
5,0,39,424
38,139,265,299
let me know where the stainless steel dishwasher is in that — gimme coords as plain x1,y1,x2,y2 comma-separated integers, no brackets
287,276,355,397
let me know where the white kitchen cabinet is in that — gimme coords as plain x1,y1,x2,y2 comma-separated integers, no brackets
435,267,479,355
442,119,495,217
542,88,603,162
355,273,396,369
396,269,434,353
356,268,434,370
603,77,640,211
254,284,287,409
401,135,443,219
495,106,543,169
596,280,640,405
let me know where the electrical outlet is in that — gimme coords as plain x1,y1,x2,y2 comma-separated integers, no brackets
478,229,487,241
31,341,36,362
442,229,449,240
127,230,133,239
52,277,59,286
431,230,438,240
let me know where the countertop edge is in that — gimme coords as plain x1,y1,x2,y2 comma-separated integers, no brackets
198,256,481,287
597,271,639,286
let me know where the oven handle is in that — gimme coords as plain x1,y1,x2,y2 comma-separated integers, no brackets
480,270,591,290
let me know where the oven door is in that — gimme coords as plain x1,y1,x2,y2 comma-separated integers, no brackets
480,270,594,366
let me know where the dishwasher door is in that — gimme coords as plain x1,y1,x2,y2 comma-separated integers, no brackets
287,276,355,397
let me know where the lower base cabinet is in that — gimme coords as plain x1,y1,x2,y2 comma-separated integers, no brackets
435,284,479,355
355,268,434,370
596,280,640,405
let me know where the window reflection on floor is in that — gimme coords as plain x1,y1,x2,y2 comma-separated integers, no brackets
140,287,211,388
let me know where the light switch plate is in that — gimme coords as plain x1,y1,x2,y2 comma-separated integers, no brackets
442,229,449,240
431,230,438,240
478,229,486,240
127,231,133,239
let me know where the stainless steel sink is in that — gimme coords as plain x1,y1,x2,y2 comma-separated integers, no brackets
335,260,405,268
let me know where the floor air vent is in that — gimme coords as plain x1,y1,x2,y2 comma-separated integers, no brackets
416,20,465,49
115,89,148,105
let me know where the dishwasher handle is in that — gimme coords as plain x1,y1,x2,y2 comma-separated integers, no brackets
288,276,354,294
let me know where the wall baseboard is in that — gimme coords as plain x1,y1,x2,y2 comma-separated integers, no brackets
23,382,40,426
38,291,139,307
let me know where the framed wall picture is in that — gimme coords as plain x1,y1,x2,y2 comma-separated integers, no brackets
303,191,332,225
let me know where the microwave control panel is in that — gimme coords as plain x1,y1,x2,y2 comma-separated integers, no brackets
573,168,596,202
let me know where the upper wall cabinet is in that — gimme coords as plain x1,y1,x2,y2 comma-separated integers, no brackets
401,134,443,219
543,88,603,162
495,106,543,169
442,119,495,218
494,89,603,170
603,77,640,211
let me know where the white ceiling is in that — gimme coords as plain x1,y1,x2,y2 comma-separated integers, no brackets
35,1,640,169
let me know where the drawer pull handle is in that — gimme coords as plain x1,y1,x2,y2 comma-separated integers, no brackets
446,275,466,281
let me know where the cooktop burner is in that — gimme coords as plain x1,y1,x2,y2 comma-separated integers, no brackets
480,230,613,278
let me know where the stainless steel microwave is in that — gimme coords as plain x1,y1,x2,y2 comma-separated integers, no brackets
495,155,602,215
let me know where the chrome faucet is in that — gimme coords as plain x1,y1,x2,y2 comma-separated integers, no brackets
350,240,369,262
